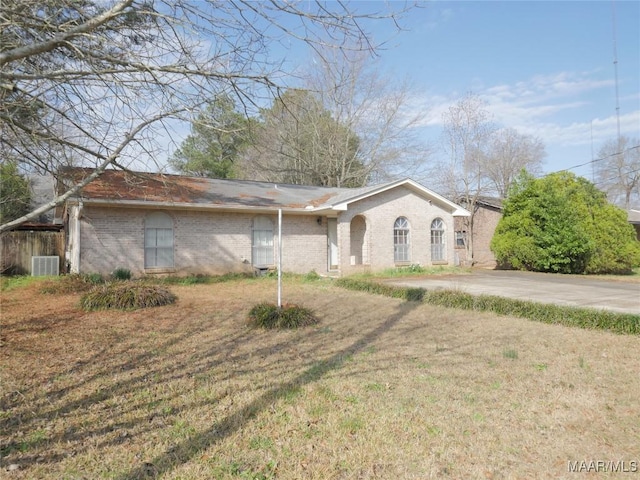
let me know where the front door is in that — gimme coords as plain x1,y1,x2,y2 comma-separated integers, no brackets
327,218,338,270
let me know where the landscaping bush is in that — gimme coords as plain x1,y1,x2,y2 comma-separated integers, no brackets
248,302,318,329
111,268,132,281
423,290,640,335
304,270,321,282
386,264,427,276
491,171,640,274
80,284,177,311
155,272,253,285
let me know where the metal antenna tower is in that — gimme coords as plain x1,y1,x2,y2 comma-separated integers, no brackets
611,0,621,144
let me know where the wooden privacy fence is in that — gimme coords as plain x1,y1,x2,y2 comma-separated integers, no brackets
1,230,65,275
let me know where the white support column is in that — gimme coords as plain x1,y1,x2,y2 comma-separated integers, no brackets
277,208,282,308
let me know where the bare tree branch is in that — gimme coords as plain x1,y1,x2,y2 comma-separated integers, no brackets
0,109,185,232
0,0,134,66
1,0,414,230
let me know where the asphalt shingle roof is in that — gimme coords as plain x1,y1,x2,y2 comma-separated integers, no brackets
63,168,380,210
61,168,470,216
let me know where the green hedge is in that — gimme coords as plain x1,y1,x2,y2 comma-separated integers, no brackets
335,278,639,335
335,278,425,301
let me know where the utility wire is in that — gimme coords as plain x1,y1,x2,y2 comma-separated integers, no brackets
592,165,640,187
555,144,639,174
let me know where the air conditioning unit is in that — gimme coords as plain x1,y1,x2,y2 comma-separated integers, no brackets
32,256,60,276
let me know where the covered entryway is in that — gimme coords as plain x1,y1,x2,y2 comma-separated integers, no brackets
350,215,368,266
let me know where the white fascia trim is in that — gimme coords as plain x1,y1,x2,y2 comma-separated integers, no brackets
452,208,471,217
331,178,471,216
67,198,320,215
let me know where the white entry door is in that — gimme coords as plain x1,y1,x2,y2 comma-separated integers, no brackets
327,218,338,270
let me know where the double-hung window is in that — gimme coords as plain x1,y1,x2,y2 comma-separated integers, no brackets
145,212,174,269
252,216,274,267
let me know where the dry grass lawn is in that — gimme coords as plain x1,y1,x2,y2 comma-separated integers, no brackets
1,278,639,479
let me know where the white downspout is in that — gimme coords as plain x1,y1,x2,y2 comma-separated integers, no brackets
277,208,282,308
72,201,83,273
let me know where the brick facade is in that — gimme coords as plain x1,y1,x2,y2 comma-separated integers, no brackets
337,186,457,275
74,185,461,277
76,207,329,276
454,201,502,268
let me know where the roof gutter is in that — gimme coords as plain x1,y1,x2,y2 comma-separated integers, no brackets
65,198,337,215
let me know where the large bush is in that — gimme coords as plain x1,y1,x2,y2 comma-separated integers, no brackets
491,172,640,274
80,284,176,311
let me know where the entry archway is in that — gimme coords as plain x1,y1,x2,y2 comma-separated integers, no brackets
350,215,368,265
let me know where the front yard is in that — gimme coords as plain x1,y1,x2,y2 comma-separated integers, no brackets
1,277,638,478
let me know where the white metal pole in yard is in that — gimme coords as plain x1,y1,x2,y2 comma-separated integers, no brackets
278,208,282,308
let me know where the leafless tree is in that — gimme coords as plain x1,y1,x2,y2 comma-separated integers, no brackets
430,94,548,264
240,88,364,187
0,0,413,231
431,93,496,264
485,128,546,198
594,136,640,210
307,48,430,184
241,48,429,187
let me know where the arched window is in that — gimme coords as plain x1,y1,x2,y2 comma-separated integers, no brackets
431,218,445,262
145,212,174,268
393,217,410,263
252,216,274,267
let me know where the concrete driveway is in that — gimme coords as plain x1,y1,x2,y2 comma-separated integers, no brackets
389,270,640,314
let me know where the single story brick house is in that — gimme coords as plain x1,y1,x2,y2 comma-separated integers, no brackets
60,168,470,277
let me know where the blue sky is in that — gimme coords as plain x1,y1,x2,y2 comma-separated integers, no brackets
357,0,640,179
159,1,638,183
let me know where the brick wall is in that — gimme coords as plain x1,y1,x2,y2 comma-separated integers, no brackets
280,215,328,273
80,207,144,275
78,206,328,276
77,190,459,277
337,186,457,275
454,204,502,268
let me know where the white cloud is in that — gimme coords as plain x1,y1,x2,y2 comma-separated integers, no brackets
522,111,640,148
410,70,640,151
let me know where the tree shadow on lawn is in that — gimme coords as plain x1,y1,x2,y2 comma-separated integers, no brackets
1,289,421,476
1,309,284,462
113,300,422,480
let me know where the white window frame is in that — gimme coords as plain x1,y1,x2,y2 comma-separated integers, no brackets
431,218,446,262
455,230,467,248
252,216,274,267
394,216,411,263
145,212,174,269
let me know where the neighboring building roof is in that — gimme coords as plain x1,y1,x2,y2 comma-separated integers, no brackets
61,168,469,216
475,196,503,210
456,195,503,212
628,209,640,224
